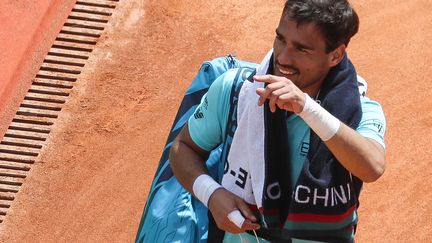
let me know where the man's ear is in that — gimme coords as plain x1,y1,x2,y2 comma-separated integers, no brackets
329,44,346,67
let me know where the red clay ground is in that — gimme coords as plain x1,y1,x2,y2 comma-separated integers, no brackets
0,0,431,242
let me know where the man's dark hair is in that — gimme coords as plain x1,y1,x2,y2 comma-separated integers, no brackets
283,0,359,52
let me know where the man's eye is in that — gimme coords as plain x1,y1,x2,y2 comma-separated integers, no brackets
298,47,308,53
276,35,283,41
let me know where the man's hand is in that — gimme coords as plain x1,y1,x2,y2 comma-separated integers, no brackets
254,75,306,113
208,188,260,233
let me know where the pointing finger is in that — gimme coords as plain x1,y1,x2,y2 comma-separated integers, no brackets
253,75,282,84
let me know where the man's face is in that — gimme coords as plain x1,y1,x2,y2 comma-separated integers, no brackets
273,15,341,95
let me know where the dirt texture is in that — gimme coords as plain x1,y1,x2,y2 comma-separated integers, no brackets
0,0,431,242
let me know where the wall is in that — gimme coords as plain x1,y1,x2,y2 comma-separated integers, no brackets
0,0,77,138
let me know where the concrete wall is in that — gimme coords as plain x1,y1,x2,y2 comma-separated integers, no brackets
0,0,76,138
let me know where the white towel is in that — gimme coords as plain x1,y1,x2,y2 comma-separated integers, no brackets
221,49,273,208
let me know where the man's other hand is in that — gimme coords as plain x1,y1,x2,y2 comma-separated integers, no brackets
208,188,260,233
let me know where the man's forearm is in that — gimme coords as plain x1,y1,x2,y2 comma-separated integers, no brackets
169,125,210,193
325,123,386,182
298,93,386,182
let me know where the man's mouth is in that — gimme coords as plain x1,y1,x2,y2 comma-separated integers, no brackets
276,64,298,76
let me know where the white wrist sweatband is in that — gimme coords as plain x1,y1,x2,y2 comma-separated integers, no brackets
227,210,245,228
192,174,222,207
299,94,341,141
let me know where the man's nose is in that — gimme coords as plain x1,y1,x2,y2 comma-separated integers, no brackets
277,46,295,66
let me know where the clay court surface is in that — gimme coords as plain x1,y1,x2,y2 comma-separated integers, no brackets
0,0,431,242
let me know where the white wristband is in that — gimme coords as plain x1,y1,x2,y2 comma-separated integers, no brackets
227,210,245,228
192,174,222,207
299,94,341,141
